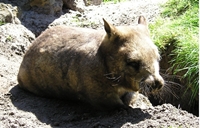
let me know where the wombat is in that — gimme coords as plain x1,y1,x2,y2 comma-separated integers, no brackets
17,16,164,110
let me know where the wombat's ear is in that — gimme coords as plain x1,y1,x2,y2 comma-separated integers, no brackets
138,16,148,27
103,18,116,37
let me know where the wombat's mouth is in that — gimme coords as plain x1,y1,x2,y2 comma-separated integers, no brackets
139,76,164,95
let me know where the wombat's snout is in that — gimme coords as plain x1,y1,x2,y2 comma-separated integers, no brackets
142,75,164,93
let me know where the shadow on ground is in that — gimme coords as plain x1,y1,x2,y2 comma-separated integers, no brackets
10,85,151,128
1,0,63,36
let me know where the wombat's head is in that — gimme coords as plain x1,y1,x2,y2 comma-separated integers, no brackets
100,16,164,94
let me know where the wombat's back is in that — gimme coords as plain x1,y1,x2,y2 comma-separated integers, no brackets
17,26,105,99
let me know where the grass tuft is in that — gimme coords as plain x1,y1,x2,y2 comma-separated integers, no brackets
103,0,126,4
150,0,199,104
0,21,6,26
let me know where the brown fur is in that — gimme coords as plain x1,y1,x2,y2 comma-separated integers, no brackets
17,16,164,110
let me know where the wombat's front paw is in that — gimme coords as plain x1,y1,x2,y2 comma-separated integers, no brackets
121,91,139,106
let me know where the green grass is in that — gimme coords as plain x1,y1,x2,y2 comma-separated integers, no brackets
103,0,126,4
0,21,5,26
103,0,118,3
168,126,182,128
150,0,199,104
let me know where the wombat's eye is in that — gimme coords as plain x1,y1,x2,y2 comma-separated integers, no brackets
127,60,140,71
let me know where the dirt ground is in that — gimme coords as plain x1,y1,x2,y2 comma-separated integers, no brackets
0,0,199,127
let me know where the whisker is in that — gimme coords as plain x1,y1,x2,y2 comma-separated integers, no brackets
106,76,116,80
151,72,183,100
165,80,182,88
140,82,152,96
104,72,118,80
113,76,121,82
163,83,180,99
103,72,115,76
160,72,181,79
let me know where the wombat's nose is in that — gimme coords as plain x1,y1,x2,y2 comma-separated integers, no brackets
152,74,165,92
144,75,164,92
153,78,164,90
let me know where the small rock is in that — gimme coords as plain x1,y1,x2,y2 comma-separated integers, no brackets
9,112,15,116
